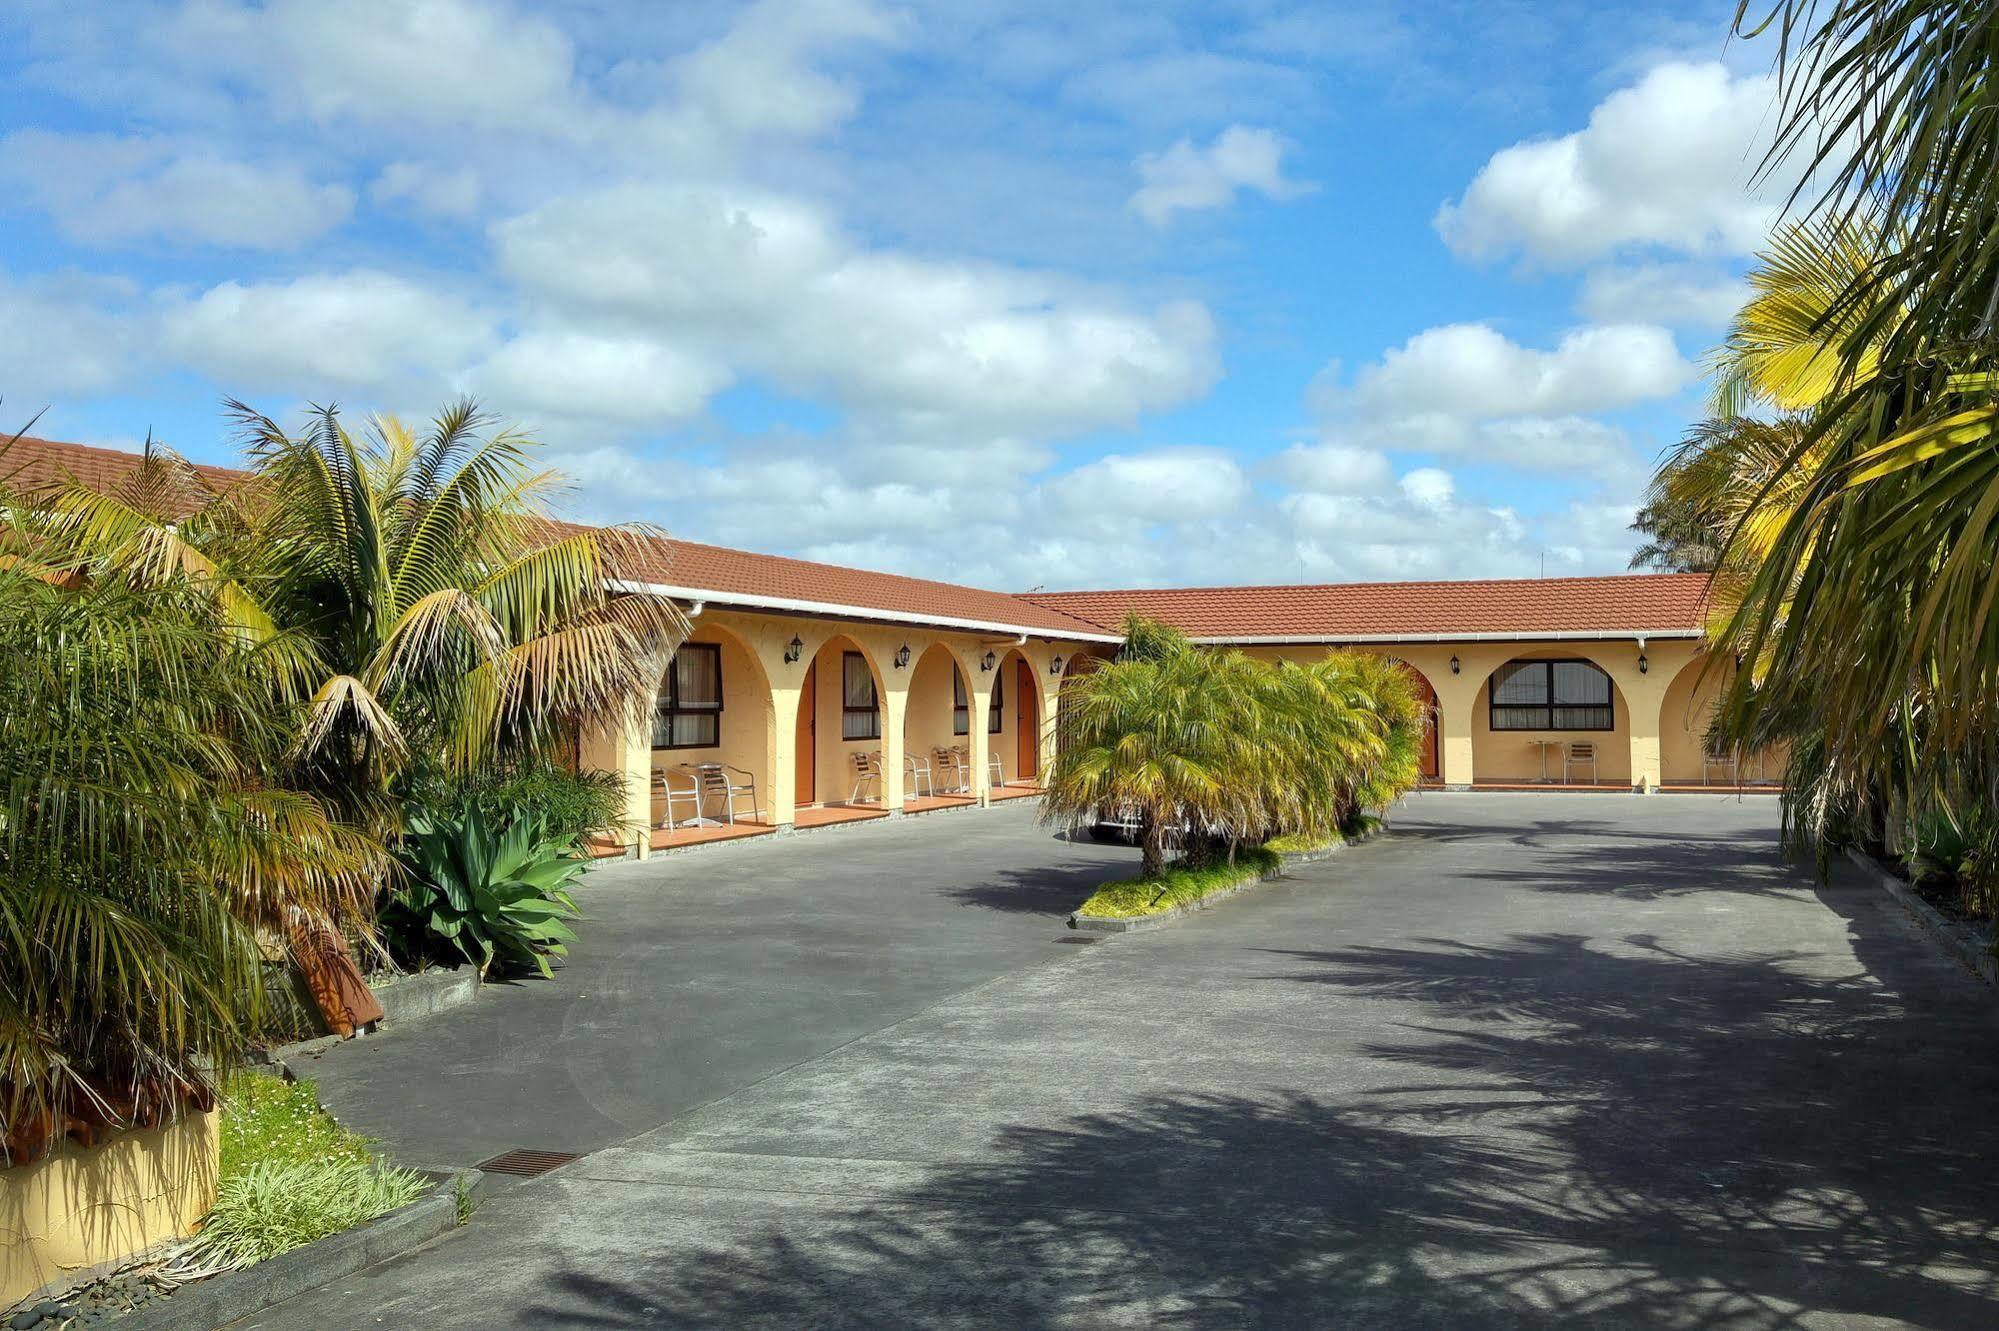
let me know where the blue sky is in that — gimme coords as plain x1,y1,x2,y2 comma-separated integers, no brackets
0,0,1783,590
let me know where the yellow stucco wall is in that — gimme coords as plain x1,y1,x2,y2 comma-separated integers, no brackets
903,646,970,794
648,623,778,826
1,1112,218,1306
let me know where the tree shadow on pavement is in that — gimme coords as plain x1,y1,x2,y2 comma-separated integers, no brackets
517,925,1999,1329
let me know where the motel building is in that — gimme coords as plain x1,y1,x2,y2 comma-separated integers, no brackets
17,437,1769,859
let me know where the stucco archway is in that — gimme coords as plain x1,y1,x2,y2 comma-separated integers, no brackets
1471,650,1633,784
800,632,890,807
648,619,779,827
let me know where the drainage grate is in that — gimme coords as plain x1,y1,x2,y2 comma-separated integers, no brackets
476,1148,581,1178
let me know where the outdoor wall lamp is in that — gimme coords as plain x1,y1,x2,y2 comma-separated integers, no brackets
894,643,911,669
1448,655,1460,675
981,650,996,672
1050,654,1065,675
784,635,804,664
1638,654,1649,675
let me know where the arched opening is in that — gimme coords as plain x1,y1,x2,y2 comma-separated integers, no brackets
1657,652,1783,785
648,620,778,844
1471,653,1631,785
1385,657,1442,783
903,644,977,808
991,646,1042,792
802,633,889,810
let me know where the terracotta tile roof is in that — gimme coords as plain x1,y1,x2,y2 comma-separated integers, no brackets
6,434,1113,640
9,435,1707,642
1019,574,1713,640
596,527,1118,639
1,433,246,499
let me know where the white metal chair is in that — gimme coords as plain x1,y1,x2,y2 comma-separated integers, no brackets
848,751,883,804
904,749,934,798
987,750,1006,788
1702,744,1739,786
697,762,760,824
933,746,971,794
655,766,704,830
1563,741,1599,784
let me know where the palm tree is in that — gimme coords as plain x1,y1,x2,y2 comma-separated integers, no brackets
0,555,382,1161
38,400,688,836
1042,619,1422,874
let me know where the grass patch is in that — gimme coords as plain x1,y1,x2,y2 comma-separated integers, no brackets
195,1072,427,1269
1265,831,1342,854
219,1071,376,1174
1076,846,1282,919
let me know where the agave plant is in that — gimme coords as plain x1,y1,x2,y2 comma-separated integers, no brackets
382,812,586,978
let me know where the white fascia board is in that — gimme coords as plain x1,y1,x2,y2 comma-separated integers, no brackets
613,579,1122,644
1188,629,1706,646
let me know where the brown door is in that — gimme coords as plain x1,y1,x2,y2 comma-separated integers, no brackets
1407,668,1441,781
1014,658,1038,782
795,660,816,806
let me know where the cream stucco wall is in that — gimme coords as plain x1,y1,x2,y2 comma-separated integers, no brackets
1,1112,218,1307
647,623,777,826
904,646,971,794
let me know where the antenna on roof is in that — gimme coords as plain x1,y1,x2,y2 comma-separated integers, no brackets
1539,551,1545,579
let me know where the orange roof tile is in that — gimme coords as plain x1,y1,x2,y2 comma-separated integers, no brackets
1020,574,1712,640
7,435,1710,642
1,433,245,500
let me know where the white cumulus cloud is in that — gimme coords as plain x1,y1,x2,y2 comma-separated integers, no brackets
1435,61,1783,266
1129,125,1312,226
0,131,352,250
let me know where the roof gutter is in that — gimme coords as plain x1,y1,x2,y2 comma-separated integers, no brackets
1187,629,1706,646
613,579,1123,644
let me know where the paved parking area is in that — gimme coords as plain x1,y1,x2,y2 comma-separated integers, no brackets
248,794,1999,1329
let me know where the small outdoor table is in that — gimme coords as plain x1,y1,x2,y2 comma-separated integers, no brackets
1526,738,1564,782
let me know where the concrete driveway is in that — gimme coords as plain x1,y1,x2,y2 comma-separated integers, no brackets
245,795,1999,1330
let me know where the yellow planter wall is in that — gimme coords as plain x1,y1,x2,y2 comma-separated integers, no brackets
0,1111,219,1306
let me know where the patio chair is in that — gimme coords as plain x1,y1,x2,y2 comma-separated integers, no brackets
904,749,934,798
655,766,705,830
696,762,760,825
987,750,1006,788
1562,741,1599,785
1702,744,1739,786
849,751,883,804
933,746,971,794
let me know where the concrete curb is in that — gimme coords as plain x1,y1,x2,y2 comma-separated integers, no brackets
120,1170,482,1331
372,968,481,1025
1844,847,1999,988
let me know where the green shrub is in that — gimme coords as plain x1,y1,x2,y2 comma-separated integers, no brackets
403,758,628,845
1076,847,1282,919
189,1156,428,1268
380,812,585,977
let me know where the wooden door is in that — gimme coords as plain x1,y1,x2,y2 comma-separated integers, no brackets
1406,668,1441,781
795,660,816,805
1014,658,1038,782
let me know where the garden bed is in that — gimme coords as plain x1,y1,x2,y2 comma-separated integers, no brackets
1845,848,1999,988
1069,847,1285,933
6,1074,474,1330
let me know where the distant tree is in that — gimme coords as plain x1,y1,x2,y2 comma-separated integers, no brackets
1627,497,1724,573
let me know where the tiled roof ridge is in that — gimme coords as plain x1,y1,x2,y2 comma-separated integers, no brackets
1023,570,1710,600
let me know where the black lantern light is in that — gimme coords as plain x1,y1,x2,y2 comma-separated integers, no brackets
1050,654,1065,675
1448,654,1460,675
784,634,804,664
981,650,996,672
895,643,912,669
1638,653,1649,675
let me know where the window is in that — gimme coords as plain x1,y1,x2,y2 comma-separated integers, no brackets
842,651,879,740
952,670,970,735
1489,659,1614,731
988,671,1004,734
653,643,722,748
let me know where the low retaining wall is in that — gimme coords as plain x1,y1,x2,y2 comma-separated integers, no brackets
1845,848,1999,988
1,1113,218,1307
120,1170,482,1331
